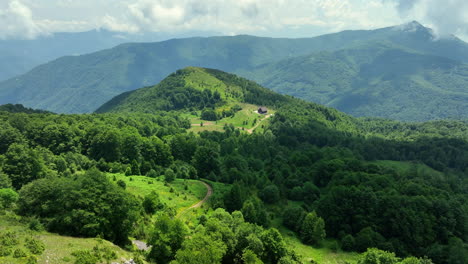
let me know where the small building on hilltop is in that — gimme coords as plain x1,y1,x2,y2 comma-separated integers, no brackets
258,106,268,114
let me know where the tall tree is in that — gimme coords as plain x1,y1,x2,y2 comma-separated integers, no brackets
173,226,226,264
148,215,188,264
300,211,326,246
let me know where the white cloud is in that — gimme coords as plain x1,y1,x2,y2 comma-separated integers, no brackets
35,19,90,33
386,0,468,39
0,0,466,41
97,0,402,36
0,0,45,39
101,15,139,33
127,0,186,30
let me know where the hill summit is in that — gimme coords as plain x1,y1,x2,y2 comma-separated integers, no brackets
96,67,290,114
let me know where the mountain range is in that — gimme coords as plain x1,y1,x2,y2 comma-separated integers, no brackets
1,21,467,121
0,29,219,82
244,42,468,121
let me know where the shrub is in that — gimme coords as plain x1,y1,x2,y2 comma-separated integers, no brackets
357,248,399,264
330,240,340,252
93,245,117,262
26,255,38,264
143,191,163,215
0,188,19,209
28,218,44,231
13,248,27,258
72,250,100,264
341,234,355,251
0,230,19,246
25,237,45,255
146,169,158,178
0,245,12,256
117,180,126,189
165,169,176,183
133,254,145,264
201,109,219,121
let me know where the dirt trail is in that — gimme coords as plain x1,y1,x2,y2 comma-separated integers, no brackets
191,121,214,126
132,181,213,251
247,114,271,134
132,240,150,251
176,181,213,218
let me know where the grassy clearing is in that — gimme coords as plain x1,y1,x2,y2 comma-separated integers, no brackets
270,217,359,264
186,103,274,133
286,236,360,264
108,174,207,215
371,160,444,176
0,212,134,264
177,179,230,228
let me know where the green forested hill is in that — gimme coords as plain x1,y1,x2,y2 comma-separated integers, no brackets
96,67,292,114
0,35,328,114
1,21,468,117
0,67,467,263
244,42,468,121
0,103,51,114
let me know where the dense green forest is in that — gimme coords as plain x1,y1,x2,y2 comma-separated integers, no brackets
1,68,467,264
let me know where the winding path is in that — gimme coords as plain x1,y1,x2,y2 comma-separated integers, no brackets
132,181,213,251
176,181,213,218
246,114,272,134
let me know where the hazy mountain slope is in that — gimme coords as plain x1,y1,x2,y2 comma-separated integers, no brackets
246,42,468,121
0,30,133,82
0,29,219,82
0,35,343,113
1,21,468,115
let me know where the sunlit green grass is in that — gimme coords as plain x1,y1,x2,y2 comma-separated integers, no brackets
108,174,207,215
371,160,444,176
271,217,360,264
0,212,134,264
186,103,274,133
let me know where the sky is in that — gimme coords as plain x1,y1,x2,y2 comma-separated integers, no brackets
0,0,467,41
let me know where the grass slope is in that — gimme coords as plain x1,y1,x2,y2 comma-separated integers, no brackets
0,213,134,264
268,217,360,263
108,174,207,216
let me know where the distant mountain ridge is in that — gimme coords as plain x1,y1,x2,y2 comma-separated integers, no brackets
1,21,468,121
0,29,219,82
244,42,468,121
